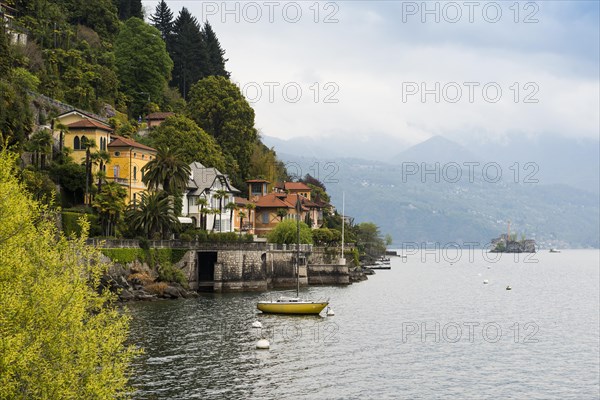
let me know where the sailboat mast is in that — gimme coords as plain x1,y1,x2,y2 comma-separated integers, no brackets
296,196,301,298
341,192,345,258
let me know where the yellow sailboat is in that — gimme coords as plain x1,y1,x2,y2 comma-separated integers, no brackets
257,197,329,315
257,297,329,315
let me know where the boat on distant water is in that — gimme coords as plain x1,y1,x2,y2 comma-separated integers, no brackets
549,248,561,253
369,265,391,270
256,196,329,315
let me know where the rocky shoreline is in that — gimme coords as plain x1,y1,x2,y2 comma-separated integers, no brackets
100,261,199,302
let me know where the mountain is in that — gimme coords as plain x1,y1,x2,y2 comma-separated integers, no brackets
275,152,599,248
390,135,480,164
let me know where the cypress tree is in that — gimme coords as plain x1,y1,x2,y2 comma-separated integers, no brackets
202,21,230,79
172,7,208,99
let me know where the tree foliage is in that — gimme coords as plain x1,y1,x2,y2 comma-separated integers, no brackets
149,0,174,43
187,76,258,185
126,190,178,239
147,115,226,171
114,17,173,118
0,150,137,399
92,181,127,237
171,7,206,100
202,21,229,78
267,219,313,245
141,145,191,196
115,0,143,21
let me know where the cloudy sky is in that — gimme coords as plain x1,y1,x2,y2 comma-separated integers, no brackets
143,1,599,147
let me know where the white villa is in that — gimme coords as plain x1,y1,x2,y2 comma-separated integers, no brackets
181,162,240,232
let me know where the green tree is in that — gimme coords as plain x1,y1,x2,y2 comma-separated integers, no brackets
355,222,386,257
0,27,10,76
20,167,57,204
116,0,143,20
147,115,226,170
149,0,174,43
0,79,33,149
196,197,208,230
141,146,190,196
225,201,237,231
171,7,207,99
249,142,289,185
201,21,229,78
213,189,228,232
187,76,258,184
25,129,53,169
0,150,136,399
126,190,178,239
49,159,86,206
238,210,247,234
89,149,111,193
115,17,173,118
267,219,313,245
67,0,120,39
93,181,127,237
276,208,288,221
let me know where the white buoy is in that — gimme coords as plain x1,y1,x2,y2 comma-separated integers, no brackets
487,266,491,269
483,279,489,284
251,321,262,329
506,285,512,290
326,307,335,316
256,339,270,349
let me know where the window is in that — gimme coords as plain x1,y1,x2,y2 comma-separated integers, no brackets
261,212,270,224
133,166,137,181
73,136,80,150
113,166,120,178
114,151,121,157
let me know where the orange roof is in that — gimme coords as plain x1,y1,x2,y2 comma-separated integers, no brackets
234,196,252,206
108,136,156,152
254,193,292,208
67,119,112,132
146,112,175,120
254,193,320,210
275,181,312,191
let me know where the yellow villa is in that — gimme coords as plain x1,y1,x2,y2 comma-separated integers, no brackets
53,110,157,204
107,136,156,204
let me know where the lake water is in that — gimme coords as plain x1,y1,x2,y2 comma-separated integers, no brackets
127,249,599,399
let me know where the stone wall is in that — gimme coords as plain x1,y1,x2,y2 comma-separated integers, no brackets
101,242,352,293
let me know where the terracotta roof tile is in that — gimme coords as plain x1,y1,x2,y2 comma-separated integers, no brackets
108,136,156,152
67,119,112,132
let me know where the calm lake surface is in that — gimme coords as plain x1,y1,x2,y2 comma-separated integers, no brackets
127,249,599,399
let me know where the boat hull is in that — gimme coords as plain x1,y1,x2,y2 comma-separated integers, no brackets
257,301,329,315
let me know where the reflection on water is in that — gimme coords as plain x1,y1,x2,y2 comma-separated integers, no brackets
127,250,599,399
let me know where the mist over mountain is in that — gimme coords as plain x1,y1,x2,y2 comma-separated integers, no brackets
269,135,599,248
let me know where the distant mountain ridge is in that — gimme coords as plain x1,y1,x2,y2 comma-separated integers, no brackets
271,134,600,248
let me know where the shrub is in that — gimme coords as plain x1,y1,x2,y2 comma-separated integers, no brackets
146,282,168,296
157,262,187,287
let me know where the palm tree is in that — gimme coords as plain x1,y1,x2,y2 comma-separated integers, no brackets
224,202,237,232
238,210,247,235
209,208,219,233
142,146,191,195
93,182,126,237
80,137,96,205
126,191,179,239
245,203,256,233
89,150,111,194
213,189,228,233
276,208,288,221
196,197,208,230
26,130,53,169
